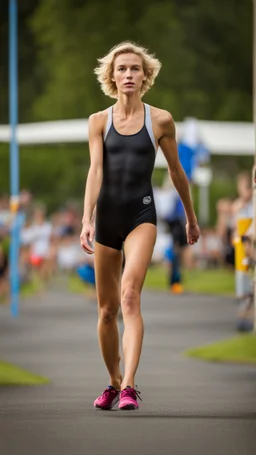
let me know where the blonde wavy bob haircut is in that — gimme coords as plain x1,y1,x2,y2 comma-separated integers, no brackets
94,41,161,99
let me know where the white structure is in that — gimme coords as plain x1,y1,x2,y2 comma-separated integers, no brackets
0,119,254,168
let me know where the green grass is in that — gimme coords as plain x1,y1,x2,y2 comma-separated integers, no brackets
68,266,235,296
0,277,44,305
0,281,40,305
184,334,256,366
21,276,45,297
0,361,50,386
145,265,235,295
68,274,87,293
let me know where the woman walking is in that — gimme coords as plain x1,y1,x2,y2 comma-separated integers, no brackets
80,41,200,410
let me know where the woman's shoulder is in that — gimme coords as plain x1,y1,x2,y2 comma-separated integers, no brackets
89,109,108,131
89,108,109,128
147,104,174,129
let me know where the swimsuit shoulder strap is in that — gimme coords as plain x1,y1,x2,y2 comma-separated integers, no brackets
104,106,113,141
144,103,157,152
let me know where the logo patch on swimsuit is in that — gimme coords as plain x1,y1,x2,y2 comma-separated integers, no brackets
143,196,151,204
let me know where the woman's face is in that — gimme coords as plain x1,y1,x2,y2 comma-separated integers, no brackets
112,53,146,96
237,176,252,200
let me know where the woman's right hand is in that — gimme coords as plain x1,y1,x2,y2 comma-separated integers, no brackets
80,223,95,255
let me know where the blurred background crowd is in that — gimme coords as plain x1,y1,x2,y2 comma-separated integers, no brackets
0,166,253,303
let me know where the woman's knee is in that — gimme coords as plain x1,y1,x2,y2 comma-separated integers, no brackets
121,285,140,316
98,302,119,324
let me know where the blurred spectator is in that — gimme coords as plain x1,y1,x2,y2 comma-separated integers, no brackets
216,172,253,268
3,173,252,304
0,194,12,232
232,171,253,227
191,227,223,269
21,205,53,281
0,239,9,301
215,197,234,267
155,173,190,294
57,230,82,272
19,189,33,215
76,253,96,301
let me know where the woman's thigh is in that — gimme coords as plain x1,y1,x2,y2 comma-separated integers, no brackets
122,223,157,292
94,242,123,307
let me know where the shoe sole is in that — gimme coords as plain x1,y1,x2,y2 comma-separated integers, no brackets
94,394,119,410
119,404,138,410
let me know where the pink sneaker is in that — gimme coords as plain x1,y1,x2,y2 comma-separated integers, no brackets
118,386,142,410
94,386,120,410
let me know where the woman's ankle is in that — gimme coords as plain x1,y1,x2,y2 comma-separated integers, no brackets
121,378,135,390
110,373,123,390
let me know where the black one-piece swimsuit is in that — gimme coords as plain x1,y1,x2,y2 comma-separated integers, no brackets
96,103,157,251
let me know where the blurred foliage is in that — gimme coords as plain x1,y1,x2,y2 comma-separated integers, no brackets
0,0,252,123
0,0,41,123
0,142,89,213
30,0,252,122
0,0,253,218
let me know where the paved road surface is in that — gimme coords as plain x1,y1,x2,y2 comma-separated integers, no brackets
0,289,255,455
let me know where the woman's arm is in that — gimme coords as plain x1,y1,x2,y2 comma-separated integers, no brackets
158,111,200,244
80,112,104,253
82,113,104,224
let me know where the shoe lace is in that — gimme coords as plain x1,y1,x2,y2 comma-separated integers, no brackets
122,386,142,402
102,386,118,397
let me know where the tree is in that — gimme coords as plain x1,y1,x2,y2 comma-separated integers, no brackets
0,0,41,123
29,0,252,122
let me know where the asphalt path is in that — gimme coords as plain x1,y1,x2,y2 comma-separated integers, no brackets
0,288,255,455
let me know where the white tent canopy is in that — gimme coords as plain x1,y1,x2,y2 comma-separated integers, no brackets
0,119,254,167
0,119,89,145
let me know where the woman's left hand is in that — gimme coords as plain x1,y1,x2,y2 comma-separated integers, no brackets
186,221,200,245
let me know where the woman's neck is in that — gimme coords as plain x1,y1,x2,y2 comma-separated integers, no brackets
114,95,143,117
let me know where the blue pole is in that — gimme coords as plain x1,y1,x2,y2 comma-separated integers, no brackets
9,0,20,317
